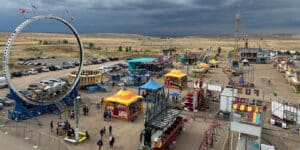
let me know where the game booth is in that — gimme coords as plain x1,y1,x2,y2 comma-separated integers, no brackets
164,69,188,89
104,87,143,121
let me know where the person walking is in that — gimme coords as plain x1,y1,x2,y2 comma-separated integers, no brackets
103,127,106,137
97,138,103,150
50,120,53,132
85,131,90,140
108,109,112,121
104,111,107,121
109,125,112,136
100,129,104,139
109,136,115,148
86,105,89,116
100,98,104,109
70,109,75,119
83,105,87,116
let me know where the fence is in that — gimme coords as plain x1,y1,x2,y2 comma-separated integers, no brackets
0,117,70,150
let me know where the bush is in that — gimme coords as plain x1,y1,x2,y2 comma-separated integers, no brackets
42,40,49,45
88,43,95,49
63,39,69,44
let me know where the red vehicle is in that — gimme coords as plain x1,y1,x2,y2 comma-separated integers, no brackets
140,116,183,150
152,116,183,150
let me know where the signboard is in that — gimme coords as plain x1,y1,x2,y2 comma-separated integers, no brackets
238,88,264,100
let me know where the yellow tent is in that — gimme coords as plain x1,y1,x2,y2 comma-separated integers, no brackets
198,63,210,69
209,59,218,64
164,70,188,89
105,89,143,106
164,69,187,78
104,88,143,121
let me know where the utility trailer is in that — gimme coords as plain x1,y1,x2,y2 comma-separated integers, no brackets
271,101,298,129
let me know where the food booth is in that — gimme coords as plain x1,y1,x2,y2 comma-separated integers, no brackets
164,69,188,89
104,88,143,121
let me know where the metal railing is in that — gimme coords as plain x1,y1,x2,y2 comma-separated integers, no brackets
0,117,70,150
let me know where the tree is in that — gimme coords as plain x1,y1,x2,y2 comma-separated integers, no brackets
88,43,95,49
218,47,221,54
129,46,132,52
125,46,129,52
63,39,69,44
119,46,123,52
42,40,49,45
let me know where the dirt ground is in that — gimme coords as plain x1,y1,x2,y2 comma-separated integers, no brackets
0,130,34,150
0,58,299,150
0,59,230,150
0,32,299,150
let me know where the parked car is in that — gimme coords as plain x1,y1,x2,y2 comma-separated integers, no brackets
42,66,50,72
98,66,113,73
27,69,38,75
21,70,30,76
49,79,67,87
11,71,22,78
0,76,8,88
27,83,41,90
41,56,50,59
0,97,15,106
33,62,41,66
63,61,75,69
55,65,63,70
48,65,57,71
40,80,53,86
0,102,3,109
74,61,80,66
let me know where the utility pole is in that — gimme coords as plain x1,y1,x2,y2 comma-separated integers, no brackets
74,96,80,142
232,5,240,68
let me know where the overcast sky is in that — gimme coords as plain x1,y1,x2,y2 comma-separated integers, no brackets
0,0,300,36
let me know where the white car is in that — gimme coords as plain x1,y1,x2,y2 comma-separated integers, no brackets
27,69,38,74
42,66,50,72
48,79,67,86
0,77,8,88
98,66,113,73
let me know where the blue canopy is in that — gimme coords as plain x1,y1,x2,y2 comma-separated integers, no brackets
169,92,180,97
140,79,163,91
127,58,156,71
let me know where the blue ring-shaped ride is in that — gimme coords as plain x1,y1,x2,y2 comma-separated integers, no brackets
3,15,84,105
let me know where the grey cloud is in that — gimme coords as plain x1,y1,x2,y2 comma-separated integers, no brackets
0,0,300,36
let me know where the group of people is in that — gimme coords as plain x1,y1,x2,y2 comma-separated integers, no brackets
51,120,72,136
97,125,115,150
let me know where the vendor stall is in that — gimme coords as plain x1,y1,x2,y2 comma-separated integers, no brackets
104,87,143,121
164,70,188,89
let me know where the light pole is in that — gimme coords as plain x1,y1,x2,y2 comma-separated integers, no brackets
74,96,80,142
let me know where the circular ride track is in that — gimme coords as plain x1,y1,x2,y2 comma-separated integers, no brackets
3,15,84,105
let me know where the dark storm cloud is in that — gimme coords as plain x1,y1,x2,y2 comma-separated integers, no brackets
0,0,300,36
